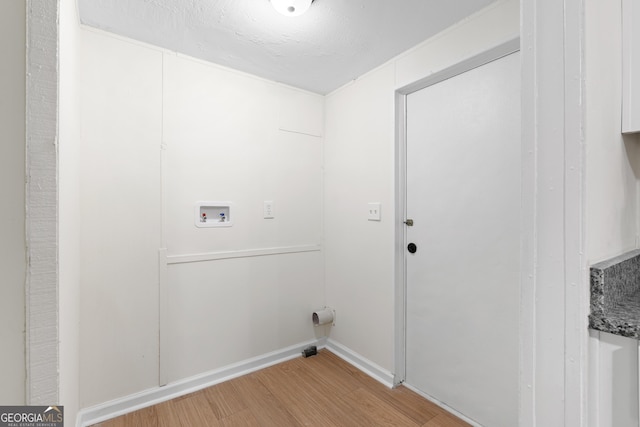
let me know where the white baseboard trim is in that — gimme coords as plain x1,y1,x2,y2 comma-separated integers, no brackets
76,338,327,427
402,382,482,427
324,338,395,388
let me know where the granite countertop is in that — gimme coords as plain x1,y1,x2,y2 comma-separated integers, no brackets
590,249,640,338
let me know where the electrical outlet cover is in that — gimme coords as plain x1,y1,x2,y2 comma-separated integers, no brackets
368,202,381,221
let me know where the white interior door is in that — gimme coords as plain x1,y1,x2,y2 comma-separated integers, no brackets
405,51,520,427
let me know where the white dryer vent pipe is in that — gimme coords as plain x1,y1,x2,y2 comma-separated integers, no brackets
312,307,335,326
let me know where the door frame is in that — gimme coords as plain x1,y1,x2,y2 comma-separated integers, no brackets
393,38,520,386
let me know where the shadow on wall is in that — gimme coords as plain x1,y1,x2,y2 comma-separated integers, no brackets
623,133,640,178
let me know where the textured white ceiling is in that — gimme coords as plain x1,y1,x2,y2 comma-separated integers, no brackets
78,0,497,94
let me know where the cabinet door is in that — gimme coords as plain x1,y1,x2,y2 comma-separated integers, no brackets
590,331,639,427
623,0,640,133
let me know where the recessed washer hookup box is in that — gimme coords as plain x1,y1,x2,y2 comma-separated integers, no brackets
195,201,233,228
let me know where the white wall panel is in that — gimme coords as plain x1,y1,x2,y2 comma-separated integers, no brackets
162,52,324,383
79,29,163,407
163,54,323,255
585,0,640,265
278,85,324,137
324,63,396,371
165,252,323,382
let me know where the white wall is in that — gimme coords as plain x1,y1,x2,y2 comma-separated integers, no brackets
161,52,324,382
59,0,82,421
78,28,324,406
324,0,519,375
0,0,26,405
585,0,640,425
79,30,163,407
586,0,640,265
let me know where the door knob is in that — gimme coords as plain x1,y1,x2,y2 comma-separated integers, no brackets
407,243,417,253
404,219,414,226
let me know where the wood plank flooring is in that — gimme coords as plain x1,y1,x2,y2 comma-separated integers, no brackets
92,350,470,427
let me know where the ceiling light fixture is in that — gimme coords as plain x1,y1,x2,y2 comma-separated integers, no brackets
270,0,314,17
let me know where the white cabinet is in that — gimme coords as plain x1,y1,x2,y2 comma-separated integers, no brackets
589,331,638,427
623,0,640,133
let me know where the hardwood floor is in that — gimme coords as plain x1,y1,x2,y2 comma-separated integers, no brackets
92,350,470,427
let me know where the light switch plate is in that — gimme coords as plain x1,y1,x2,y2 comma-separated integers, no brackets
368,202,381,221
264,200,274,219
